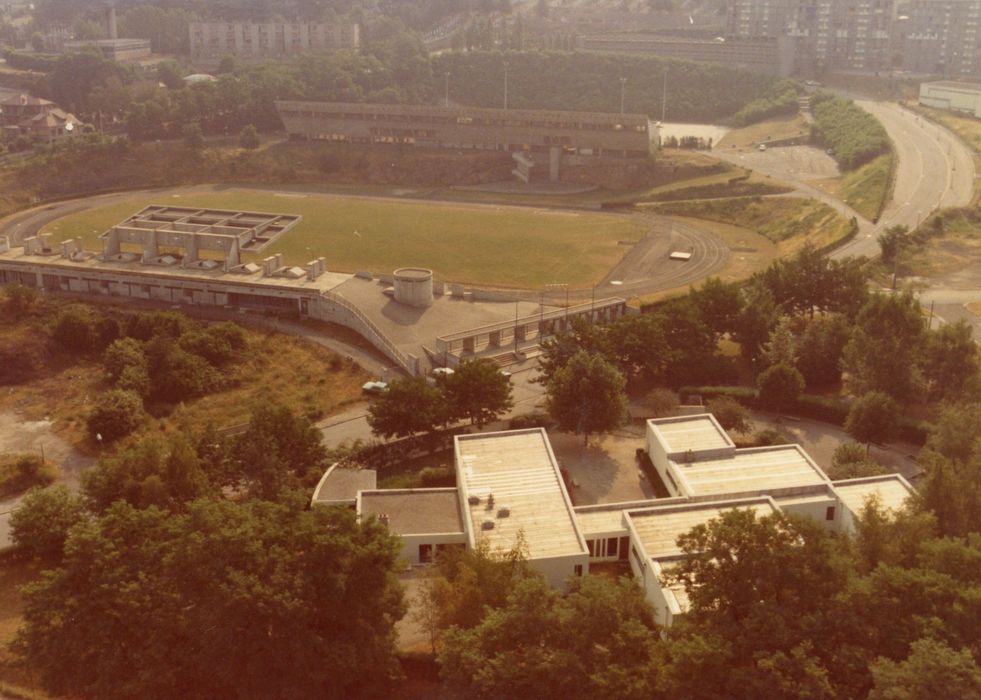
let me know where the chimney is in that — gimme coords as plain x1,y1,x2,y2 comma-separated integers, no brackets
107,6,118,40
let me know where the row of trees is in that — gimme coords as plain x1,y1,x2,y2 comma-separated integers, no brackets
367,359,513,439
811,92,891,170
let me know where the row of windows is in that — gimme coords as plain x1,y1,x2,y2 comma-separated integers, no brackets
280,109,647,133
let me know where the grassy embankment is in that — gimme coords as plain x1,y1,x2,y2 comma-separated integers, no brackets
647,196,855,255
834,153,895,221
40,188,648,290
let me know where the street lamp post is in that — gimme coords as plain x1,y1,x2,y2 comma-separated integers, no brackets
619,77,627,114
444,71,450,107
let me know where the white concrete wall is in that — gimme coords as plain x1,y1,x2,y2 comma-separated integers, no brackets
529,552,590,589
396,532,467,567
777,496,838,529
920,83,981,117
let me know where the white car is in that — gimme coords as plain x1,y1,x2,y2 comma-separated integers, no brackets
758,144,767,151
362,381,389,396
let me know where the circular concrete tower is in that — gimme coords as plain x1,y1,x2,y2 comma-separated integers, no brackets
393,267,434,308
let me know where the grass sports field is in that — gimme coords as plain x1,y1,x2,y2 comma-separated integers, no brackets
41,189,649,289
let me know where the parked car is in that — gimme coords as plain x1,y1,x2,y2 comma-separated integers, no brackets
758,143,767,151
362,381,389,396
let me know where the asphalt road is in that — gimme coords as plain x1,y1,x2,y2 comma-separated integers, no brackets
830,100,975,260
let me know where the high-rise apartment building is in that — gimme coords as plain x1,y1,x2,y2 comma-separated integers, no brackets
189,21,360,61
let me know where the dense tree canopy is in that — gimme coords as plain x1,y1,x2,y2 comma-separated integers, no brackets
15,498,406,700
546,350,627,445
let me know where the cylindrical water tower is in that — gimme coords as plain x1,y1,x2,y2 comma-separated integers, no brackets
393,267,434,308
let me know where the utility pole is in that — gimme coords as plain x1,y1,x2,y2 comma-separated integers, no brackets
513,298,519,353
661,68,668,123
444,71,450,107
504,61,509,110
619,76,627,114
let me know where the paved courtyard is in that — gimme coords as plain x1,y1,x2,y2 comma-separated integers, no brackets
547,425,656,506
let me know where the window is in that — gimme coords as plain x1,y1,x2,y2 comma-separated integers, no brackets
574,564,583,576
606,537,619,557
418,544,433,563
826,506,836,521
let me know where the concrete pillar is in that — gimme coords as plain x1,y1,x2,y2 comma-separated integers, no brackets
549,146,561,182
142,229,159,263
226,239,241,270
489,330,502,347
184,233,199,267
516,324,529,342
463,336,475,354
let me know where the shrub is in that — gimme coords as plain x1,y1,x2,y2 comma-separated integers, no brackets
239,124,261,150
754,429,789,446
5,284,38,318
179,329,233,366
103,337,147,382
50,305,96,354
508,413,552,430
757,364,805,412
644,388,680,417
706,397,752,434
10,485,86,563
87,389,145,443
419,466,454,487
810,93,890,170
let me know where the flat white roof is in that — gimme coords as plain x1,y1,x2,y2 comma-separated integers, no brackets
359,488,464,536
627,497,778,560
674,445,829,496
574,499,666,537
833,475,914,516
649,414,734,454
455,429,587,560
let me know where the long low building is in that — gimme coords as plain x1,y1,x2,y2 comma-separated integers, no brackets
919,80,981,118
276,100,655,182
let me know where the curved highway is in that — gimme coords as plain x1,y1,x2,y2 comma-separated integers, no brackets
830,100,974,260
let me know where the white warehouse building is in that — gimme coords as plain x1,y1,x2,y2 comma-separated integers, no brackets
919,80,981,118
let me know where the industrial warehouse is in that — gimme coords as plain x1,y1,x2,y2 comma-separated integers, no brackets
313,414,915,627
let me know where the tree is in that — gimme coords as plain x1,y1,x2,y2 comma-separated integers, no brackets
5,285,38,318
367,377,446,440
82,434,212,512
444,359,513,428
841,292,926,399
662,510,853,699
233,402,326,498
706,396,752,435
690,277,744,339
439,575,661,700
31,32,44,52
10,485,87,564
795,314,850,389
156,59,183,89
50,305,95,354
869,638,981,700
878,225,910,266
845,392,899,451
763,316,797,367
546,350,627,445
14,498,405,699
604,313,670,385
217,55,236,74
87,389,144,443
923,321,978,401
757,363,804,412
238,124,261,149
182,122,204,150
537,318,605,385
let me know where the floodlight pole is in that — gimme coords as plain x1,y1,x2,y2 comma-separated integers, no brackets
504,62,509,111
444,71,450,107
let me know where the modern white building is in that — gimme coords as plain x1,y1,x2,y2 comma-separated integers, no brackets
919,80,981,118
315,413,915,623
454,429,590,588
